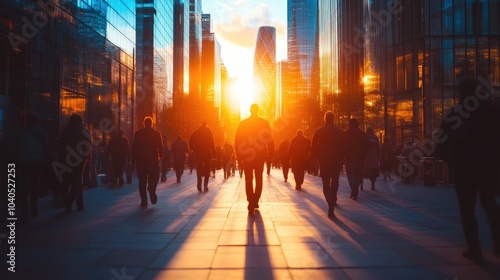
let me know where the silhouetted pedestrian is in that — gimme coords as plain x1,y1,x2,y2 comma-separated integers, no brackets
222,141,234,179
278,138,290,182
59,114,92,213
344,118,368,200
105,130,130,186
132,117,164,207
189,122,216,192
436,78,500,260
380,137,396,181
365,126,380,190
288,130,311,190
311,111,346,218
171,135,188,183
15,112,48,220
235,104,274,215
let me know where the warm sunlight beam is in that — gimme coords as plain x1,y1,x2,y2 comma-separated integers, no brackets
236,76,254,119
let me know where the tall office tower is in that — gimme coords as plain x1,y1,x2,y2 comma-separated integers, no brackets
287,0,320,134
136,0,174,131
202,13,212,33
189,0,203,102
173,0,190,106
253,26,277,123
201,14,222,110
318,0,339,115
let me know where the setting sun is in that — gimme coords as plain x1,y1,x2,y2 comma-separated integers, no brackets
235,76,254,119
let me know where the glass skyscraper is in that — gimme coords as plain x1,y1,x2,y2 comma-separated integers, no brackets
189,0,203,101
174,0,190,106
136,0,174,131
253,26,277,123
287,0,321,134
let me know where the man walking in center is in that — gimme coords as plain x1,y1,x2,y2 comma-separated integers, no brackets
132,117,164,207
312,111,346,218
278,138,290,182
189,122,216,192
235,104,274,215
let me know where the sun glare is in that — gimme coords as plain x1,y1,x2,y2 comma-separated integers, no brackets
235,77,254,119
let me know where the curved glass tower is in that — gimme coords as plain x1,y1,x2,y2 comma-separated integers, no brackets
253,26,277,123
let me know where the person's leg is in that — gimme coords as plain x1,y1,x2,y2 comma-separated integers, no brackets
297,167,305,186
330,170,341,207
203,158,211,190
320,166,333,215
370,168,377,190
148,162,160,204
136,164,148,205
196,157,204,191
455,181,481,258
282,163,289,181
243,162,255,211
345,162,358,198
254,161,265,207
115,160,125,185
478,179,500,256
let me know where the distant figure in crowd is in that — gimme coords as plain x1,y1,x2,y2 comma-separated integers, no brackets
59,114,92,213
365,126,380,191
436,78,500,261
15,112,48,220
235,104,274,215
278,138,290,182
171,135,188,183
266,155,272,176
189,122,216,192
311,111,346,218
380,137,396,181
161,137,170,182
132,117,164,207
400,141,417,183
288,130,311,190
344,118,368,200
222,141,234,179
187,150,196,174
105,130,130,187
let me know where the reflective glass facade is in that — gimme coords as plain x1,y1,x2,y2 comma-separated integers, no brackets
253,26,277,123
136,0,174,131
1,0,136,140
376,0,500,147
318,0,339,113
201,29,222,109
173,0,190,106
287,0,321,134
189,0,203,101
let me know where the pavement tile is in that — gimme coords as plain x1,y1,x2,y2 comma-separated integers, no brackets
138,269,211,280
212,245,288,268
208,268,292,279
149,249,216,268
96,249,161,267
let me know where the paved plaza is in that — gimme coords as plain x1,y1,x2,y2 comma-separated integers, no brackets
7,169,500,280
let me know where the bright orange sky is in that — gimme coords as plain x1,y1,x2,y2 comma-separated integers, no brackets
203,0,287,116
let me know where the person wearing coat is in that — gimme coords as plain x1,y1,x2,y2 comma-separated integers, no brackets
189,122,216,192
380,137,396,181
105,130,131,186
344,118,368,200
311,111,346,218
132,117,164,207
365,126,380,190
288,130,311,190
